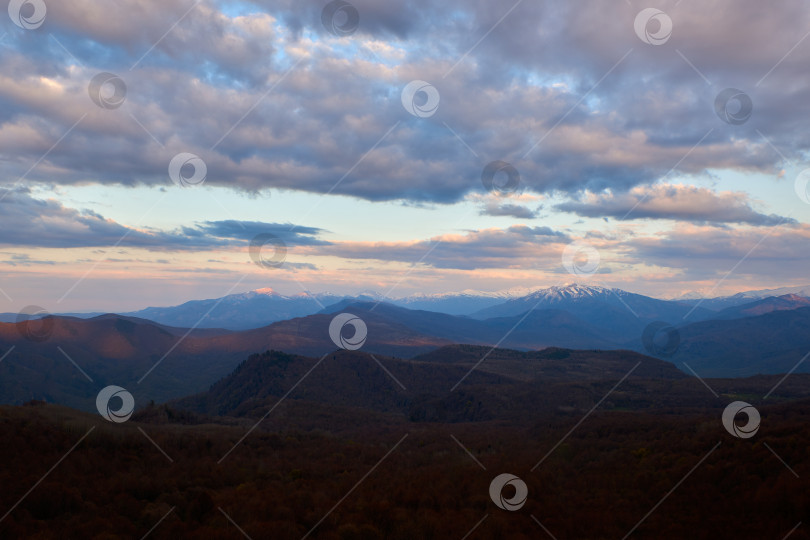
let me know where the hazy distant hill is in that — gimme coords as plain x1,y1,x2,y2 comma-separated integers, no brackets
122,288,534,329
647,307,810,377
320,301,617,349
391,289,523,314
674,284,810,311
712,294,810,320
124,288,352,330
0,315,248,411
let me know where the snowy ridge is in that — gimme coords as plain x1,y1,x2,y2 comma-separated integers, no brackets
232,283,623,306
48,282,809,331
671,285,810,302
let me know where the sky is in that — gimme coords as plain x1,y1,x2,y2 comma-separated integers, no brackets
2,0,810,312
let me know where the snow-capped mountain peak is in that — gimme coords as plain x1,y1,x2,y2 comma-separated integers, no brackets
524,283,613,301
253,287,282,296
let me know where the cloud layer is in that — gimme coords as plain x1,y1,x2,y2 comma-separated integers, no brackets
556,184,793,226
0,189,326,249
0,0,807,204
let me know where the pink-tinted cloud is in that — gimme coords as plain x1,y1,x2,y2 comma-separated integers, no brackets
556,184,793,226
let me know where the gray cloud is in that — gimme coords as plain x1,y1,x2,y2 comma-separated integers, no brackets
555,184,794,226
480,202,541,219
320,225,570,269
183,220,328,245
0,0,806,206
624,223,810,281
0,189,327,250
1,253,56,266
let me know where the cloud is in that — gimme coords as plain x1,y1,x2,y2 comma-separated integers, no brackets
183,220,328,245
480,201,541,219
0,189,327,250
0,253,56,266
319,225,570,269
0,0,805,206
623,223,810,281
555,184,794,226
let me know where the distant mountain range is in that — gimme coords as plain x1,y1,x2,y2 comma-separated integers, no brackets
125,288,354,330
7,283,810,331
469,284,715,341
4,284,810,412
121,286,535,328
673,284,810,311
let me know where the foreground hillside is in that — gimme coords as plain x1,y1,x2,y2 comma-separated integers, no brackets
1,389,808,539
2,344,809,538
173,347,693,423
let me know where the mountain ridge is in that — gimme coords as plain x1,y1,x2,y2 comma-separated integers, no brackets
8,282,810,330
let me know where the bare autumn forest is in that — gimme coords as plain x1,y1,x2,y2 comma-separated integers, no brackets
1,349,809,539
